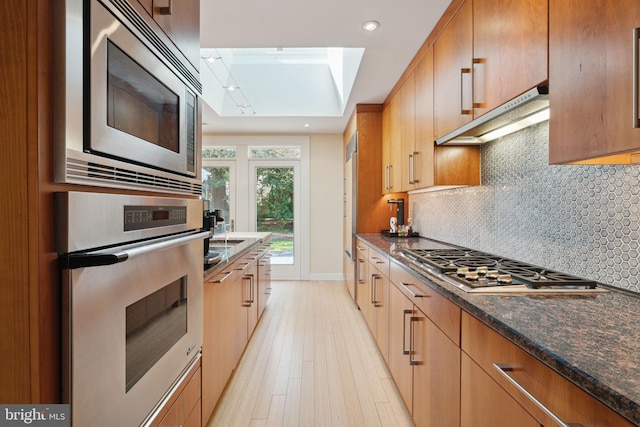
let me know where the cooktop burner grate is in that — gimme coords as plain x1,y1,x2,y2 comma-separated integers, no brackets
403,248,597,289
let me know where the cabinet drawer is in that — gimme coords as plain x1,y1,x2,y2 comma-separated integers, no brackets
355,239,369,258
390,262,460,345
461,312,633,427
368,250,390,277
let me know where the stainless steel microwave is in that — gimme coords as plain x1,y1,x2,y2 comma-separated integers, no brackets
54,0,202,196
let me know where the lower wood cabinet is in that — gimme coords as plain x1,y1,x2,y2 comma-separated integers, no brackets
202,269,235,420
257,248,272,318
461,311,634,427
202,244,268,424
388,279,461,427
355,244,633,427
461,353,539,427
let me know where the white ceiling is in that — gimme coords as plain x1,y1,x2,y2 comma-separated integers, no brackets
199,0,451,135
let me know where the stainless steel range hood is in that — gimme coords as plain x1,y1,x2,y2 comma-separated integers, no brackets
436,85,549,145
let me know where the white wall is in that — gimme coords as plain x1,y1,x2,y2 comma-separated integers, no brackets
308,134,344,280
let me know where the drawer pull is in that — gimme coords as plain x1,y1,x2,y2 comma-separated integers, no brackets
493,364,584,427
211,271,233,283
400,282,428,298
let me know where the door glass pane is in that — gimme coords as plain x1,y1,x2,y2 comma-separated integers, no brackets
202,166,231,223
256,167,294,265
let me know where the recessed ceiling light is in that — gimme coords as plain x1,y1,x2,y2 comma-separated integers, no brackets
225,85,239,91
304,123,311,128
362,20,380,32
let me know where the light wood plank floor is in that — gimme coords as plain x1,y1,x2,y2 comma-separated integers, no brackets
207,280,414,427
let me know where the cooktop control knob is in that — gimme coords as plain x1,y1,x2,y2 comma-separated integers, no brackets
497,274,513,284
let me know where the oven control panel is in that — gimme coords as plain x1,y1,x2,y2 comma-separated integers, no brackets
124,205,187,231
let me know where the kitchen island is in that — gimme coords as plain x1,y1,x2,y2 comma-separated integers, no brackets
357,233,640,426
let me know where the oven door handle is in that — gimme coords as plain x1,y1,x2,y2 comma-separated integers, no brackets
60,231,210,269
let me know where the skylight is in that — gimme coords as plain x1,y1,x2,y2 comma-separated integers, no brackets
200,47,365,117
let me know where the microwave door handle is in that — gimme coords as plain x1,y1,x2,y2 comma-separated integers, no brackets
60,230,210,269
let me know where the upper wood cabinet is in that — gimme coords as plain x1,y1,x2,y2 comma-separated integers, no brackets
382,94,403,193
549,0,640,164
434,0,474,139
434,0,548,140
472,0,547,118
384,47,481,193
400,73,416,192
136,0,201,70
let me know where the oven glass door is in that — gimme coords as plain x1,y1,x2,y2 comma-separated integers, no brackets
65,233,204,426
89,0,196,176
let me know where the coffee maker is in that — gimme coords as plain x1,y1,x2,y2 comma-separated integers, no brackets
202,201,225,255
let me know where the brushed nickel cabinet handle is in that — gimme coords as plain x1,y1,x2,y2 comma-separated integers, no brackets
357,259,366,283
211,271,233,284
157,0,172,15
400,282,428,298
409,316,422,365
493,364,584,427
412,151,419,184
408,153,414,185
634,28,640,128
242,276,252,306
460,68,472,115
388,164,393,190
385,165,389,190
402,309,412,355
372,274,383,306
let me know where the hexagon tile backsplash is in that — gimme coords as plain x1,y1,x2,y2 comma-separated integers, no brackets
410,121,640,293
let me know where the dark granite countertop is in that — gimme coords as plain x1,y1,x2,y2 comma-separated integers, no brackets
357,233,640,426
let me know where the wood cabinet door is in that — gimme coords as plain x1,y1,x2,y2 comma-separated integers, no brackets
246,262,259,338
461,353,540,427
549,0,640,164
232,267,249,365
414,48,436,189
382,93,403,193
257,252,271,318
371,271,390,364
388,282,414,414
605,0,640,157
413,311,461,427
151,0,200,69
400,73,416,192
434,0,473,140
472,0,547,117
355,248,370,317
202,272,234,421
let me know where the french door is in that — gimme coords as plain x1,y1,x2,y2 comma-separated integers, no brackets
249,160,301,279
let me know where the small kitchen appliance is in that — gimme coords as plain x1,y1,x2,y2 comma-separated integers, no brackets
54,0,202,195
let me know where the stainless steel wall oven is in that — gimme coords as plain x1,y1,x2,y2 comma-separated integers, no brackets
54,0,202,195
57,192,207,426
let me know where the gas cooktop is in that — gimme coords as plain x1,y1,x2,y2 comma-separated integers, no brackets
402,248,597,290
